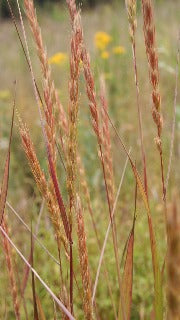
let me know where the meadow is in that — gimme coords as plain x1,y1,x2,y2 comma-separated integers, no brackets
0,0,179,319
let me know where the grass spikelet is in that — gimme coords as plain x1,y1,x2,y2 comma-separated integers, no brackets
67,11,83,215
100,76,115,209
18,117,68,251
1,219,20,320
81,47,101,142
141,0,163,136
66,0,77,24
167,199,180,320
66,11,83,313
141,0,166,203
76,196,93,320
125,0,137,43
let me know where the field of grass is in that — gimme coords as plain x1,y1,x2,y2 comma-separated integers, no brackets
0,0,179,319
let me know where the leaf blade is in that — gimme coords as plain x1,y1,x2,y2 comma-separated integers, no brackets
0,102,15,224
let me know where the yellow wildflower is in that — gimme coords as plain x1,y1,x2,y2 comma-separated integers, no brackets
112,46,126,55
101,51,110,60
0,90,11,101
49,52,68,65
94,31,112,51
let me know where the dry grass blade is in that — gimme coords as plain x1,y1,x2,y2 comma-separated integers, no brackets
0,226,75,320
167,198,180,320
21,248,33,300
1,219,21,320
0,101,15,224
0,89,19,317
120,182,137,320
0,155,10,220
36,295,46,320
121,227,135,320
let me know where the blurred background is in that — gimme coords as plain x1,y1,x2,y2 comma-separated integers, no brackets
0,0,179,318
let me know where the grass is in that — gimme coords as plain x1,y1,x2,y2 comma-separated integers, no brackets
0,0,179,319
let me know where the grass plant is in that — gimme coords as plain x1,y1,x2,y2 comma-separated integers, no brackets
0,0,179,319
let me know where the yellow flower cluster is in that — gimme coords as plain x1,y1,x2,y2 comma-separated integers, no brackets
94,31,126,60
100,46,126,60
94,32,112,51
49,52,68,66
